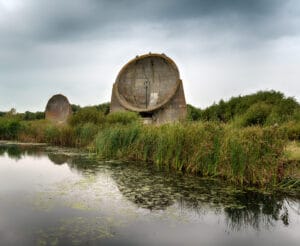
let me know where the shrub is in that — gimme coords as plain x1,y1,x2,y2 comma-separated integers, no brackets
19,120,49,142
240,102,272,127
7,121,21,139
280,121,300,141
187,104,202,121
71,104,81,114
69,107,105,126
293,108,300,121
0,118,21,140
23,111,45,121
199,90,300,123
265,111,282,125
95,103,110,115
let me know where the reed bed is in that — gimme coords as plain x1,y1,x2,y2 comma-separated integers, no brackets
0,112,294,187
95,122,286,186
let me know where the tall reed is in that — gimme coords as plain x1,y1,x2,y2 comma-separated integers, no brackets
95,122,286,186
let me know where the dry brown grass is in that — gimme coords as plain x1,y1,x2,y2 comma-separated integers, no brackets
285,141,300,161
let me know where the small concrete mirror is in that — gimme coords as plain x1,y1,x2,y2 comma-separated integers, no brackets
45,94,72,124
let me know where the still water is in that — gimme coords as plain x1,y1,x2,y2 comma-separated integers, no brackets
0,143,299,246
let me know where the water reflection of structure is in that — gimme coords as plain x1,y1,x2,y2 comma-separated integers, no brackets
1,144,299,231
48,153,70,165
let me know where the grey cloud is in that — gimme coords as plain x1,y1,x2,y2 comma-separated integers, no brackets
2,0,297,44
0,0,300,112
0,0,298,59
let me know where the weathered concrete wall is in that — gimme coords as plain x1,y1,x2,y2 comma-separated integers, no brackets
110,53,187,124
45,94,72,124
152,80,187,124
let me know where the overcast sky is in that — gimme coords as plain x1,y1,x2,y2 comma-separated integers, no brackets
0,0,299,112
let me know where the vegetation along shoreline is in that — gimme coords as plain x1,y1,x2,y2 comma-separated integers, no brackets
0,91,299,191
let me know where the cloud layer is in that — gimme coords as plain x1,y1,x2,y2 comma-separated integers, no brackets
0,0,300,111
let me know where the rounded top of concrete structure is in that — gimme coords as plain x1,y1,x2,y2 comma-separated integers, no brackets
115,53,181,112
45,94,72,123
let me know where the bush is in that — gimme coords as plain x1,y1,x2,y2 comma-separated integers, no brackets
95,103,110,115
280,121,300,141
199,90,300,123
23,111,45,121
18,120,49,142
71,104,81,114
265,111,282,125
106,111,140,125
0,118,21,140
187,104,202,121
240,102,272,127
293,108,300,121
69,107,106,126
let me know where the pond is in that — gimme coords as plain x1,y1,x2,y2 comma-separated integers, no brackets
0,143,299,246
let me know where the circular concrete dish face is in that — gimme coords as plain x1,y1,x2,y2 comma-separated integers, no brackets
45,94,72,123
115,54,180,112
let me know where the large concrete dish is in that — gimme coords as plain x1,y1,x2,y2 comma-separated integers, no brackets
115,54,180,113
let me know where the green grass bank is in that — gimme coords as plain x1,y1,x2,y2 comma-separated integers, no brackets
0,91,300,189
94,122,288,186
1,114,297,187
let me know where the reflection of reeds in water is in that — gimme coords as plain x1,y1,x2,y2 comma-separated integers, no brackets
1,144,299,232
109,161,300,230
224,192,300,231
54,150,300,231
66,155,300,231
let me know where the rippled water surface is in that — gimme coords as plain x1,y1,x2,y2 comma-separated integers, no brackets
0,143,299,246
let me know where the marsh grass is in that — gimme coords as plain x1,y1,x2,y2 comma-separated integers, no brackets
0,111,140,148
95,122,286,186
220,127,285,185
43,123,103,147
0,111,295,187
